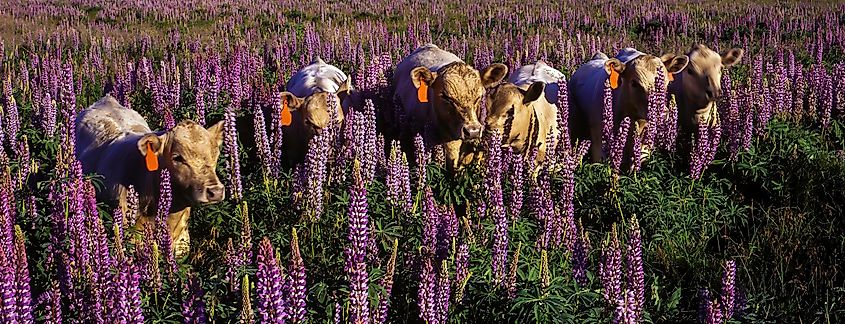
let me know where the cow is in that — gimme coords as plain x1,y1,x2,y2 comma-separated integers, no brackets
393,43,508,170
568,48,690,162
279,58,353,166
485,61,562,161
75,94,226,257
670,44,744,134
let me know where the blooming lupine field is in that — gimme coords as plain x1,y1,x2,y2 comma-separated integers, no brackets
1,0,844,323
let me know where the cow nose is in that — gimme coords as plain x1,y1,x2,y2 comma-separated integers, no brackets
462,124,483,140
206,184,225,202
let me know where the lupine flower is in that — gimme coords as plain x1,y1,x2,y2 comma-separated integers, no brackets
375,239,398,323
485,131,508,284
417,256,436,323
626,216,644,321
453,241,470,304
345,161,371,324
539,249,550,290
182,274,208,324
505,242,522,299
571,222,590,287
13,226,33,323
253,102,274,177
506,148,524,220
413,134,429,190
256,237,287,323
157,169,177,271
240,275,254,324
600,225,623,306
721,260,736,320
304,129,330,219
610,118,632,172
223,102,243,200
434,260,451,323
386,141,412,213
602,79,614,154
289,228,307,323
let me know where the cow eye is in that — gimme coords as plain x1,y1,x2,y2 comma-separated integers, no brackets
173,154,186,164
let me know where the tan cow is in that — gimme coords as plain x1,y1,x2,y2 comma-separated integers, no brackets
75,94,225,257
280,58,352,166
670,44,744,133
393,43,508,170
485,61,561,161
569,48,689,162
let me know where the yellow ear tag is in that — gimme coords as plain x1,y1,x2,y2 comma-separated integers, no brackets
667,72,674,82
417,79,429,103
281,99,292,126
609,70,620,90
145,143,159,171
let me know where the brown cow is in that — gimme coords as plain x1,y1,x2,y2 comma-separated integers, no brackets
75,95,225,257
569,48,689,162
670,44,744,133
393,43,508,170
485,61,561,161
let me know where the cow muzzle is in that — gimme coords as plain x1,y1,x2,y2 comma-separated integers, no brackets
201,183,226,203
462,123,483,140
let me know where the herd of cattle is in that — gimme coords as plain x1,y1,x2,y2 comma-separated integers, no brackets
72,43,744,255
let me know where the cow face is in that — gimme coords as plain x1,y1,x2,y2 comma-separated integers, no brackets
679,44,744,127
280,91,342,135
611,54,689,135
484,82,546,143
137,120,226,204
411,62,508,144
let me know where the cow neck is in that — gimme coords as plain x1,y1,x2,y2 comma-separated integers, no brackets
611,86,631,127
134,131,190,218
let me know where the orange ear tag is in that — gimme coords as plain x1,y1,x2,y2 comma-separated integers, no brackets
281,99,292,126
417,79,429,103
667,72,674,82
609,70,620,90
145,143,159,171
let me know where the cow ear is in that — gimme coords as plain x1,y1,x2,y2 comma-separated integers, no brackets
336,77,352,103
206,120,225,148
411,67,436,89
137,133,167,157
604,58,625,76
280,92,305,111
522,82,545,104
662,54,689,74
480,63,508,88
722,48,744,67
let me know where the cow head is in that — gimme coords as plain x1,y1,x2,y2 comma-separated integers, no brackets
137,120,226,204
678,44,744,129
484,81,546,147
280,91,343,135
611,53,689,135
411,62,508,144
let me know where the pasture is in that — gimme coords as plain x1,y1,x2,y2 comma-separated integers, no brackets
0,0,843,323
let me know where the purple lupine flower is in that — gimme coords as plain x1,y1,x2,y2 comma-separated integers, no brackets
2,75,20,146
289,228,307,323
346,161,371,324
485,131,508,284
223,102,243,200
334,301,343,324
600,225,623,306
646,65,667,151
375,239,398,324
256,237,287,324
572,223,590,287
39,279,62,323
453,241,470,304
721,260,736,320
609,118,632,172
413,134,429,190
630,130,643,173
417,257,436,323
224,238,242,291
157,169,177,272
613,289,638,324
698,288,711,323
304,130,330,219
435,260,451,323
705,298,723,324
506,148,524,220
40,92,57,138
13,226,33,323
556,78,571,150
626,216,644,321
182,274,208,324
386,141,412,213
253,103,274,177
602,79,613,154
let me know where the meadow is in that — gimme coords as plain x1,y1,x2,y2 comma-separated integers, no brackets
0,0,843,323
